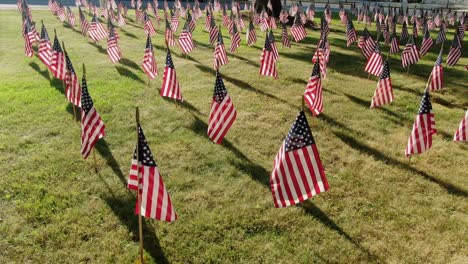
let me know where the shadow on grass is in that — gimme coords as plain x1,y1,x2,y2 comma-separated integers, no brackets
63,23,82,35
157,89,205,116
120,58,143,72
334,131,468,197
432,95,465,110
192,39,213,50
121,29,139,39
104,195,169,264
65,103,80,121
28,62,50,81
116,66,145,84
171,51,202,64
228,52,260,68
87,41,107,55
95,139,127,186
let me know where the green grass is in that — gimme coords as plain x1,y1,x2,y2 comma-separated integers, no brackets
1,9,467,263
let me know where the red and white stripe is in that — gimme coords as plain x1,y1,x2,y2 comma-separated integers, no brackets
65,71,81,107
161,68,182,100
38,39,52,67
453,110,468,142
428,65,443,91
178,30,195,54
213,42,228,70
23,37,33,57
207,95,236,144
107,35,122,63
304,75,323,116
144,19,156,37
260,49,277,79
405,113,437,157
165,28,176,46
402,44,419,67
51,50,66,80
89,20,108,41
365,52,383,76
230,31,240,53
291,24,307,42
81,106,105,159
420,37,433,57
246,25,257,46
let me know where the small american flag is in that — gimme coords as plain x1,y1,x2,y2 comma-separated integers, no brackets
107,29,122,63
38,23,52,68
304,59,323,116
412,20,418,39
246,19,257,47
222,7,229,27
260,33,278,79
291,13,307,42
358,27,375,59
230,24,241,53
227,12,234,35
178,21,195,54
117,10,126,27
268,30,279,61
127,123,177,222
66,6,76,27
50,0,60,14
446,29,462,67
165,19,176,46
428,49,444,91
57,3,67,22
400,21,409,42
390,30,400,54
405,90,437,157
453,110,468,142
419,24,433,57
312,38,328,79
213,29,228,69
371,60,394,108
205,11,211,31
346,16,357,47
187,11,196,32
79,7,90,35
281,23,291,48
89,13,108,42
161,49,182,101
144,12,156,37
209,14,219,45
207,71,237,144
402,36,419,68
170,9,179,32
22,19,34,57
142,35,158,79
64,51,82,107
436,23,447,45
270,111,329,208
50,34,67,80
365,42,383,77
80,76,105,159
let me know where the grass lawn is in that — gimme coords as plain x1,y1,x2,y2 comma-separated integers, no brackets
0,9,467,263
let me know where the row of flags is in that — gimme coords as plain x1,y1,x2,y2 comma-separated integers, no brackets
18,1,467,222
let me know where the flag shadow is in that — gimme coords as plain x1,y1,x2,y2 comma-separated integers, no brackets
157,91,205,116
88,41,107,55
119,58,143,72
334,131,468,197
65,103,81,121
115,66,145,84
63,24,82,35
228,52,260,67
103,195,169,264
120,29,139,39
28,62,50,81
95,139,127,186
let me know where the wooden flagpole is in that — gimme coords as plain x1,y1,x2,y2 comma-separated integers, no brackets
135,107,145,264
61,41,77,121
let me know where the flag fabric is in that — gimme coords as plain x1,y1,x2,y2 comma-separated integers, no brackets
161,49,182,101
170,9,179,32
246,20,257,46
22,20,34,57
209,14,219,45
50,35,67,80
453,110,468,142
447,31,462,66
23,31,33,57
178,21,195,54
436,23,447,45
57,4,67,22
412,20,418,39
365,42,383,77
107,29,122,63
67,6,76,26
127,124,177,222
144,12,156,37
304,59,323,116
80,76,105,159
358,27,375,59
64,51,82,107
312,38,328,79
405,90,437,157
38,23,52,68
165,19,176,46
207,71,237,144
291,13,307,42
142,35,158,79
419,25,433,57
402,36,419,68
79,7,90,35
371,60,394,108
390,31,400,54
270,111,329,208
260,33,278,79
428,50,444,91
281,23,291,48
400,21,409,41
346,16,357,47
230,24,241,53
268,30,279,61
213,29,228,70
89,14,108,41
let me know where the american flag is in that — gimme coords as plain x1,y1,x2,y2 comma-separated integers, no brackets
358,27,375,59
260,14,269,32
371,60,394,108
246,19,257,47
419,24,433,57
453,110,468,142
312,38,328,79
412,20,418,39
135,9,144,23
260,33,278,79
79,7,90,35
390,30,400,54
209,14,219,45
50,0,60,14
66,6,76,27
187,11,196,32
213,30,228,70
178,21,195,54
281,23,291,48
428,50,444,91
23,28,34,57
270,111,329,208
22,19,35,57
346,16,357,47
402,36,419,68
57,3,67,22
268,30,279,61
142,35,158,79
50,35,67,80
64,51,82,107
436,23,447,45
165,19,176,46
230,24,241,53
127,123,177,222
89,13,108,42
170,9,179,32
405,90,437,157
447,30,462,67
400,21,409,42
457,21,465,40
80,76,105,159
117,10,126,27
107,29,122,63
205,10,211,31
222,7,229,27
161,49,182,101
207,71,237,144
304,59,323,116
38,23,52,68
291,13,307,42
228,12,235,35
144,12,156,37
365,42,383,77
